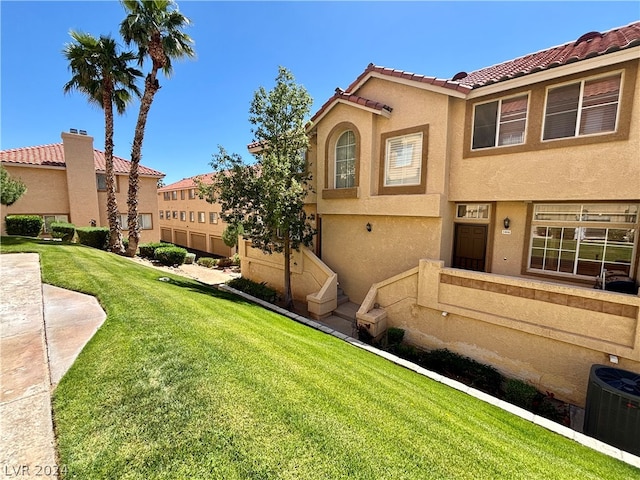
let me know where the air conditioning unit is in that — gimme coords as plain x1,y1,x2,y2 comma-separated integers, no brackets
584,364,640,455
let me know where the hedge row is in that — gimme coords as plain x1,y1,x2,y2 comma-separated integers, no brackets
5,215,43,237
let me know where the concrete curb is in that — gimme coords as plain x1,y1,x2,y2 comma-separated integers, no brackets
219,283,640,469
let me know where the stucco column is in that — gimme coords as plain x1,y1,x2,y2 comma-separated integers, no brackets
61,131,100,227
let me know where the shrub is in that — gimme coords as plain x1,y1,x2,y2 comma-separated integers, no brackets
5,215,43,237
154,246,187,266
139,242,171,259
217,257,233,268
387,327,405,346
76,227,109,250
504,379,539,410
50,222,75,241
231,253,241,266
184,252,196,264
197,257,218,268
226,277,276,303
420,349,502,395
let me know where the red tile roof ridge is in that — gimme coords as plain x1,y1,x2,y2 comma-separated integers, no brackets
309,87,394,124
458,21,640,88
159,172,215,191
0,142,164,177
314,21,639,117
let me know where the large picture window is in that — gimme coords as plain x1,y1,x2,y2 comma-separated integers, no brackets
543,73,621,140
528,203,637,278
472,95,528,149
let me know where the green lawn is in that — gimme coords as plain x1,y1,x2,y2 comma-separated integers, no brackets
2,237,637,479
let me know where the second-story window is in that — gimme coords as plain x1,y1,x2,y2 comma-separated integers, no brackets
171,191,177,200
543,73,621,140
385,132,423,186
335,131,356,188
472,94,528,149
181,190,185,200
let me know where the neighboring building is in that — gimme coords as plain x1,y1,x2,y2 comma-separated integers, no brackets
157,174,235,258
0,129,164,243
241,22,640,406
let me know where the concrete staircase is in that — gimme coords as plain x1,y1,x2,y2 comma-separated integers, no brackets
319,287,360,337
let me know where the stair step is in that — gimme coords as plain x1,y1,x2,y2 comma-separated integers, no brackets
334,301,360,321
337,293,349,305
320,315,355,337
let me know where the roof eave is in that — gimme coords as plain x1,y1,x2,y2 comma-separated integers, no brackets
351,71,470,99
311,98,392,127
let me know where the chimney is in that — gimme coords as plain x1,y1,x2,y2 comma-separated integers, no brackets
61,130,100,226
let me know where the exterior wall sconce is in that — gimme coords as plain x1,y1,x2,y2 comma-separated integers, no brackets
503,217,511,229
366,222,372,232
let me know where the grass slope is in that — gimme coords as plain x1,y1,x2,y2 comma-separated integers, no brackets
2,237,637,479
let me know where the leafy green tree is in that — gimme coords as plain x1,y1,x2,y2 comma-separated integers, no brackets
0,166,27,206
120,0,195,256
63,31,141,253
201,67,315,309
222,222,244,250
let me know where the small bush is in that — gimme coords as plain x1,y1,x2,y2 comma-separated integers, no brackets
231,253,241,266
504,379,539,410
50,222,75,241
154,246,187,266
139,242,171,259
226,277,276,303
197,257,218,268
76,227,109,250
184,252,196,264
421,349,502,395
5,215,43,237
217,257,233,268
387,327,405,346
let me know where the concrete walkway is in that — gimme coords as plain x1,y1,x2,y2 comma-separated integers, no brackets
1,253,106,475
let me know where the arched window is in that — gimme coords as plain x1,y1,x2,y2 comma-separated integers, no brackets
335,130,356,188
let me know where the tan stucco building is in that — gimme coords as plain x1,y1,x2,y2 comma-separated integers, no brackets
241,22,640,406
157,174,235,258
1,130,164,243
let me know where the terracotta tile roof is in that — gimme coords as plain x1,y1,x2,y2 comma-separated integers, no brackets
159,172,215,191
0,143,164,177
456,21,640,88
310,88,393,123
346,64,472,95
307,22,640,128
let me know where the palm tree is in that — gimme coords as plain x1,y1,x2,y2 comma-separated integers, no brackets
120,0,195,256
63,31,141,253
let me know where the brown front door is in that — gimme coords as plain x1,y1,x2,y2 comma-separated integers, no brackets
453,224,488,272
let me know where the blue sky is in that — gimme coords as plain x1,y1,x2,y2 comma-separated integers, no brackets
2,1,638,185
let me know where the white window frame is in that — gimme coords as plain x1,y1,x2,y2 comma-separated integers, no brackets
119,213,152,230
528,203,637,279
456,204,491,221
471,94,529,150
542,72,622,141
42,215,69,233
384,132,423,187
198,211,205,223
335,130,356,189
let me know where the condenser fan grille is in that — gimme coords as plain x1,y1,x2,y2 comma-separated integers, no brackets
594,367,640,397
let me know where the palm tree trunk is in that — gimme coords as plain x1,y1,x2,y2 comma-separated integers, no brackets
103,87,124,254
125,72,160,257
